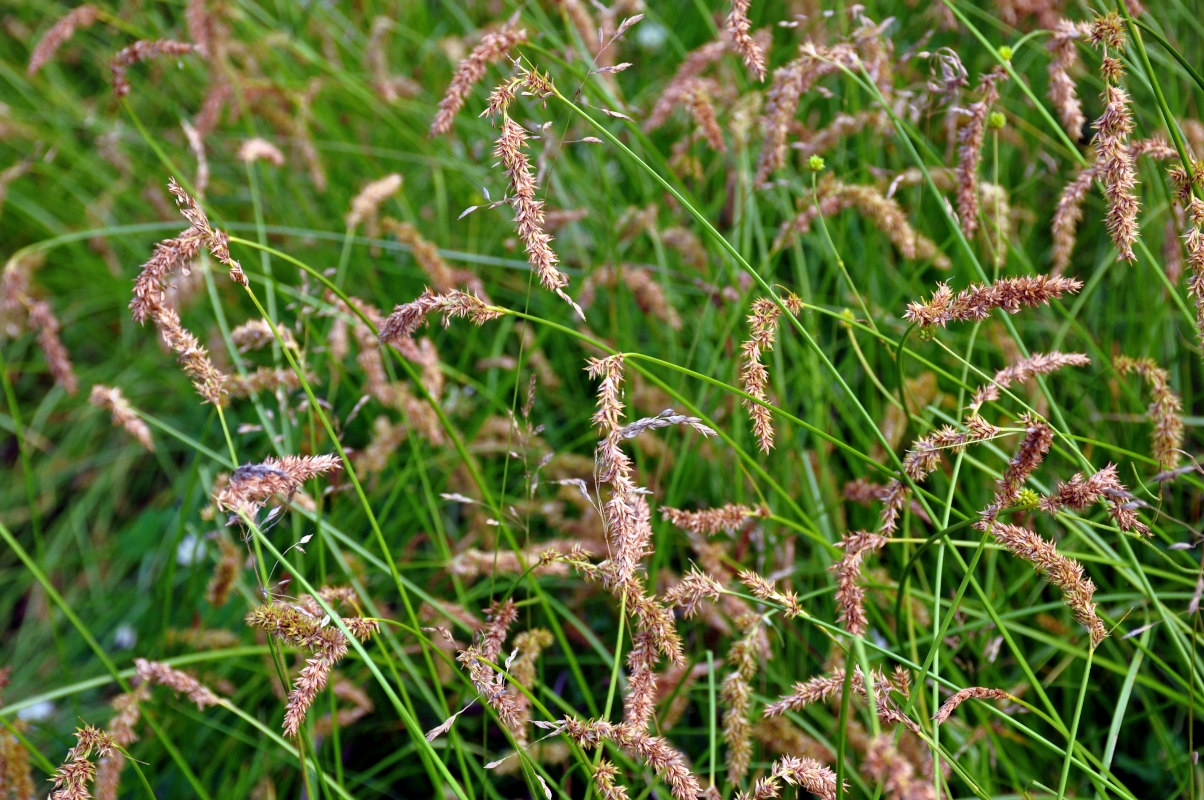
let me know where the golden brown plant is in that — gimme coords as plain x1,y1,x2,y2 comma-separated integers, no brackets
661,503,768,535
977,414,1054,529
1047,20,1091,138
764,666,918,732
206,535,241,607
757,42,863,185
134,658,222,709
379,288,504,346
579,265,682,329
722,615,769,783
832,530,889,636
238,137,286,167
49,726,117,800
346,173,402,237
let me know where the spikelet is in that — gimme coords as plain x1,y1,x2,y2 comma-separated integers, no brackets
646,40,729,131
989,522,1107,647
1115,355,1183,469
932,687,1012,725
725,0,765,81
381,218,486,296
28,4,100,76
90,385,154,451
970,351,1090,411
735,754,840,800
485,97,581,315
154,307,229,405
230,319,297,352
430,22,527,136
579,265,682,329
1039,463,1148,535
206,534,241,606
0,711,34,800
560,718,702,800
1046,20,1091,138
722,616,769,783
740,294,803,452
48,726,117,800
661,503,768,535
454,601,527,737
831,530,889,636
775,176,949,268
593,761,631,800
977,414,1054,529
27,300,78,394
134,658,222,709
955,66,1007,238
877,414,1001,537
238,137,286,166
166,177,244,284
246,603,378,736
862,735,935,800
110,39,195,97
764,666,918,732
1051,138,1175,273
346,173,402,236
756,42,862,185
379,288,503,345
215,454,342,521
903,274,1082,329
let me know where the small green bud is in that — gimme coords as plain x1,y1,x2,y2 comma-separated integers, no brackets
1016,488,1041,510
988,111,1006,130
807,155,825,173
998,45,1013,62
838,308,856,328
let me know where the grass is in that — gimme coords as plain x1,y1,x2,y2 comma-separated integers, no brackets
2,0,1203,798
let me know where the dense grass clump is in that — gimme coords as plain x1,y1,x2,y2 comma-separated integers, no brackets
3,1,1204,798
